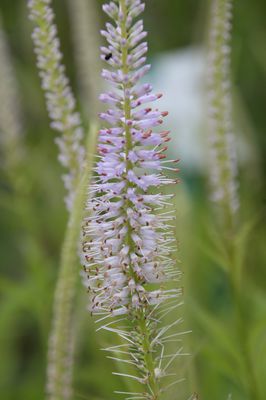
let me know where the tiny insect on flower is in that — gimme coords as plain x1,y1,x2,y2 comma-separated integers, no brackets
105,52,113,60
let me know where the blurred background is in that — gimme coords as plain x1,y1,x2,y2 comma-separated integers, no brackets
0,0,266,399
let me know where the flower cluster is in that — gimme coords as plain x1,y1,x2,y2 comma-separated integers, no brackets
82,0,180,318
82,1,182,397
28,0,85,210
207,0,239,224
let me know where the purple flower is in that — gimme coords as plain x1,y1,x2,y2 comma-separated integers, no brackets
82,0,180,320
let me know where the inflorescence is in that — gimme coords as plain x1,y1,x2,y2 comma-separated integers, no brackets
207,0,239,226
82,1,183,398
28,0,85,210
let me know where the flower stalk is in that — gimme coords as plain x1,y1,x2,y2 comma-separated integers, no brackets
47,126,97,400
27,2,98,399
207,3,259,399
82,1,183,398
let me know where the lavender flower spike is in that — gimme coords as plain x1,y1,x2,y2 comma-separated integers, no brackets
82,1,183,398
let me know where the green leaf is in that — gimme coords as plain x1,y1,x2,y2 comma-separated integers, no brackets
189,300,246,386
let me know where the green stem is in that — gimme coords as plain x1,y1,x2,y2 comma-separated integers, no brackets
67,0,102,118
227,240,259,400
207,2,259,397
138,310,160,398
46,125,97,400
119,1,160,398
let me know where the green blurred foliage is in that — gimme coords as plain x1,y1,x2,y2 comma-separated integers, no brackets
0,1,265,400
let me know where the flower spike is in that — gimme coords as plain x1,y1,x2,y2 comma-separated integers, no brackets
28,0,85,210
207,0,239,230
82,1,183,398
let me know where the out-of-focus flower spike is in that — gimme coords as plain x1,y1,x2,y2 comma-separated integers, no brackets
28,0,85,210
67,0,102,119
0,15,24,182
207,0,239,232
27,3,97,400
